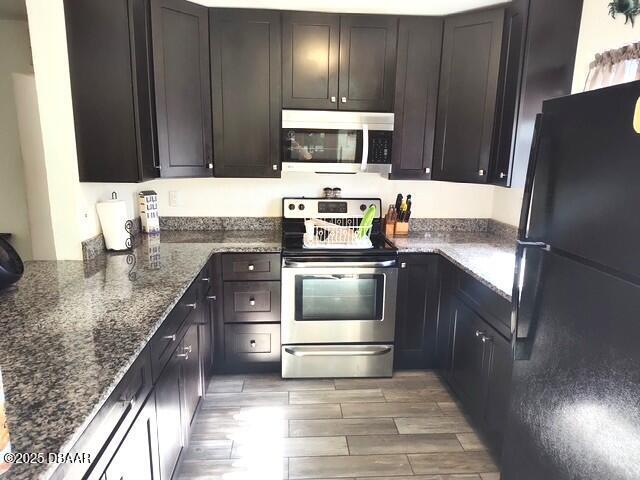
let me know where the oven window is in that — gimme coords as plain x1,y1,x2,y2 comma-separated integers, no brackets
294,274,384,321
284,129,362,163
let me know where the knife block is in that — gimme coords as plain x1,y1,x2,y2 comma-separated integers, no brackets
394,221,409,236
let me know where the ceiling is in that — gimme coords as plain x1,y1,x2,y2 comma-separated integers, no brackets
193,0,510,15
0,0,27,20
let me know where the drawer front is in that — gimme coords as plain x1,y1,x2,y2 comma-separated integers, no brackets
456,270,512,338
150,281,198,381
224,323,280,363
222,253,281,281
223,281,281,323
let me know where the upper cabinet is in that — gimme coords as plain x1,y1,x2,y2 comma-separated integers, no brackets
282,12,340,110
65,0,158,183
282,13,397,112
210,9,282,177
390,17,443,180
151,0,213,178
432,9,504,184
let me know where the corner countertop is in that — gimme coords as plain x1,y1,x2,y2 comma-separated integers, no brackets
0,230,280,480
389,231,517,301
0,228,515,480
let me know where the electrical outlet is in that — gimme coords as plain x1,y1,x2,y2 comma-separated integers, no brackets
168,191,181,207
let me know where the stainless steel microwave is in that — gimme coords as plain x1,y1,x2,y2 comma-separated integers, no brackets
281,110,394,174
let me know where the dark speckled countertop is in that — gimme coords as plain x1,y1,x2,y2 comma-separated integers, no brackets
0,228,515,480
0,230,280,480
390,231,517,301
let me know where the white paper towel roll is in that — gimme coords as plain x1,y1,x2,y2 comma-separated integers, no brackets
96,199,129,251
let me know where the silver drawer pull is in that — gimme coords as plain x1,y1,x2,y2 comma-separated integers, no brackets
341,96,347,103
285,346,392,357
206,295,217,301
499,172,506,179
250,340,256,348
163,334,176,342
481,335,493,344
330,96,336,103
478,169,486,176
475,330,485,338
176,352,189,360
184,344,192,354
249,297,256,306
185,302,197,309
248,264,255,271
201,277,210,282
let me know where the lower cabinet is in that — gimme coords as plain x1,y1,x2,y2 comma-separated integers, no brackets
394,254,439,368
181,322,201,428
104,393,160,480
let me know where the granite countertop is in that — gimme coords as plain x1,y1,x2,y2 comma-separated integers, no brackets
0,227,514,479
0,230,280,480
389,231,517,300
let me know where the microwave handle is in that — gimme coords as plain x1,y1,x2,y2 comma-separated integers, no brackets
360,124,369,171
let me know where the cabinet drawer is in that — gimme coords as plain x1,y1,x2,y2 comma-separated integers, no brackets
222,253,281,281
456,270,512,339
223,281,281,323
224,323,280,363
150,281,198,381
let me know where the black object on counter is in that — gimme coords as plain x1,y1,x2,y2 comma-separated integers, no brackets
0,236,24,290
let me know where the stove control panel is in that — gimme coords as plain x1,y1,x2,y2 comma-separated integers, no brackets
283,198,382,219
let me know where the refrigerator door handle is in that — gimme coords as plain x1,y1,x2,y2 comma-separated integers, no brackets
512,244,546,361
518,113,545,241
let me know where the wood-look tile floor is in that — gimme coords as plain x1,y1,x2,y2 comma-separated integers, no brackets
175,370,500,480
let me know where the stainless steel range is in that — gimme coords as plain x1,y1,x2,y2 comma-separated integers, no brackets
280,197,398,378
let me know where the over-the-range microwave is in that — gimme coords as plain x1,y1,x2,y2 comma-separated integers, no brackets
281,110,394,174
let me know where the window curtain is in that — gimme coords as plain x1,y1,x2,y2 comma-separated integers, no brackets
584,43,640,91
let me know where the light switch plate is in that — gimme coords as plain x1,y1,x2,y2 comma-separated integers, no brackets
168,191,181,207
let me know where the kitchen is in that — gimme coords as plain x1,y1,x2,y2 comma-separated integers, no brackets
0,0,639,479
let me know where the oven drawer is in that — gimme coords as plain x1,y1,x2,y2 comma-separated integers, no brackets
222,253,281,281
282,345,394,378
223,281,281,323
225,323,281,363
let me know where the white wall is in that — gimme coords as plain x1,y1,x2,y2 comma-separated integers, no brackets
0,18,33,260
572,0,640,93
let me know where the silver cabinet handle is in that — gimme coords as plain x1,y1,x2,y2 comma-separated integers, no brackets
478,169,486,176
272,164,278,171
330,96,336,103
400,262,407,269
206,295,217,301
285,346,392,357
185,302,197,309
184,344,193,354
283,259,397,269
201,277,210,282
481,335,493,343
249,298,256,306
208,163,213,169
475,330,485,338
499,172,506,179
248,264,255,271
163,334,176,341
176,352,189,360
425,167,431,174
250,340,256,348
341,96,347,103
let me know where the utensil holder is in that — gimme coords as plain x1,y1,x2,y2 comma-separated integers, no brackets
394,221,409,236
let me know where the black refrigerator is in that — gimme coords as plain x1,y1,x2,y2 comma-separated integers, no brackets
502,80,640,480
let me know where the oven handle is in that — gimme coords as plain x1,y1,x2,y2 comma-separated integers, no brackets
284,346,392,357
282,259,397,268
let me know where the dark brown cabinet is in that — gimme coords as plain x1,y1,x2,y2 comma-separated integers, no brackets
433,8,504,183
338,15,398,112
282,12,340,110
181,322,201,428
151,0,212,177
210,9,282,177
390,17,443,180
394,255,440,368
282,12,397,112
155,350,184,480
65,0,158,182
483,326,512,450
104,394,160,480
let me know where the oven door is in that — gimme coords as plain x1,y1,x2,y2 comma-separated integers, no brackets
281,258,398,344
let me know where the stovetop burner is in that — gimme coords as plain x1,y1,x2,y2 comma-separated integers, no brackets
281,197,397,257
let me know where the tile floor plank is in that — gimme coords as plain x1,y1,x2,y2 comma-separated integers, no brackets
395,416,474,434
289,454,413,479
383,388,454,403
290,389,384,404
347,433,463,455
290,418,398,437
232,436,348,458
357,476,481,480
243,378,335,392
456,433,487,451
408,451,497,475
341,402,441,418
205,391,289,406
177,457,288,480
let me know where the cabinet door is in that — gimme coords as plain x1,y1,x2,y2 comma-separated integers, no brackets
433,9,504,183
65,0,157,182
435,259,456,375
338,15,397,112
104,394,160,480
394,255,439,369
211,9,281,177
282,12,340,110
449,297,488,419
390,17,442,180
151,0,212,177
155,352,184,480
181,322,201,429
483,328,512,452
